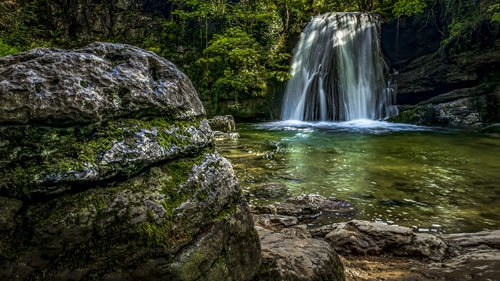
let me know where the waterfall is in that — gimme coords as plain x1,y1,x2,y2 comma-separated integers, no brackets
281,13,398,121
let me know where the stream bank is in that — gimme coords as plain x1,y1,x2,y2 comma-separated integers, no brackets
250,194,500,281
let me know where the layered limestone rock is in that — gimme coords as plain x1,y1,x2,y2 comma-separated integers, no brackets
249,195,346,281
207,115,236,132
388,39,500,128
46,0,167,42
381,8,500,129
389,84,500,128
0,42,260,281
334,224,500,281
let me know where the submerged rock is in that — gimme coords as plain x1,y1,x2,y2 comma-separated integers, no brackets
252,194,356,221
253,214,299,229
250,183,291,199
208,115,236,132
0,43,260,281
215,131,240,141
481,123,500,134
287,194,354,212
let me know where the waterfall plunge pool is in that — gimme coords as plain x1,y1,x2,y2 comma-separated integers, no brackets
217,121,500,233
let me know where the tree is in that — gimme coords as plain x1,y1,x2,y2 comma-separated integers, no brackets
197,28,268,99
355,0,381,11
392,0,427,17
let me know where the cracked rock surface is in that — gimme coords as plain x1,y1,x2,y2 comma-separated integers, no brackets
0,43,260,281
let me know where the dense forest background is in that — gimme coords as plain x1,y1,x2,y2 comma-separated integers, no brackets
1,0,499,117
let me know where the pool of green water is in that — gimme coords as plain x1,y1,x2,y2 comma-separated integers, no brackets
216,120,500,233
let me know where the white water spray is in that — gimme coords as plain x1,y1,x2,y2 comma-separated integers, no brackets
281,13,397,121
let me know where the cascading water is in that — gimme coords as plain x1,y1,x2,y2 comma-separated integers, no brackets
281,13,398,121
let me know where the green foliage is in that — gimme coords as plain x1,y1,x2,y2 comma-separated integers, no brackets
437,0,499,55
392,0,427,17
0,0,55,56
0,38,21,57
197,28,267,99
140,0,300,115
489,3,500,22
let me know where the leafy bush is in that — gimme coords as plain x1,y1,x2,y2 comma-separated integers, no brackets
0,39,21,57
438,0,499,55
197,28,267,98
392,0,427,17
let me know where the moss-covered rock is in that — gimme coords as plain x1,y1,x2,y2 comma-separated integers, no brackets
1,153,260,281
0,118,212,199
0,43,261,281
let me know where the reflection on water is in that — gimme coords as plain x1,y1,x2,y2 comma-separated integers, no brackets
217,121,500,233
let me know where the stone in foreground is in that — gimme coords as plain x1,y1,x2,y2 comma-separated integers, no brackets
254,226,344,281
316,220,447,261
0,42,260,281
339,226,500,281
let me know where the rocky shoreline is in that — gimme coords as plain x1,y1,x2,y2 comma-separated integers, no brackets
250,194,500,281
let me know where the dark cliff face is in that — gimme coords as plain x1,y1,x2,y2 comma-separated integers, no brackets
381,16,442,70
386,39,500,128
381,11,500,128
0,42,261,281
46,0,170,42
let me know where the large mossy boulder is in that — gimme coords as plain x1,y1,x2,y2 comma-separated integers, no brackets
0,42,261,280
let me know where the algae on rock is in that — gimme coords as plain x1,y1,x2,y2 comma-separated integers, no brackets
0,42,261,281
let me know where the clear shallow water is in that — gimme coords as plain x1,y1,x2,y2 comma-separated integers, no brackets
217,120,500,233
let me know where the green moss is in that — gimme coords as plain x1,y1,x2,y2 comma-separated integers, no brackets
388,105,438,126
388,107,419,124
254,261,272,281
0,117,205,199
79,80,89,88
16,150,214,279
212,202,238,222
5,144,245,280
